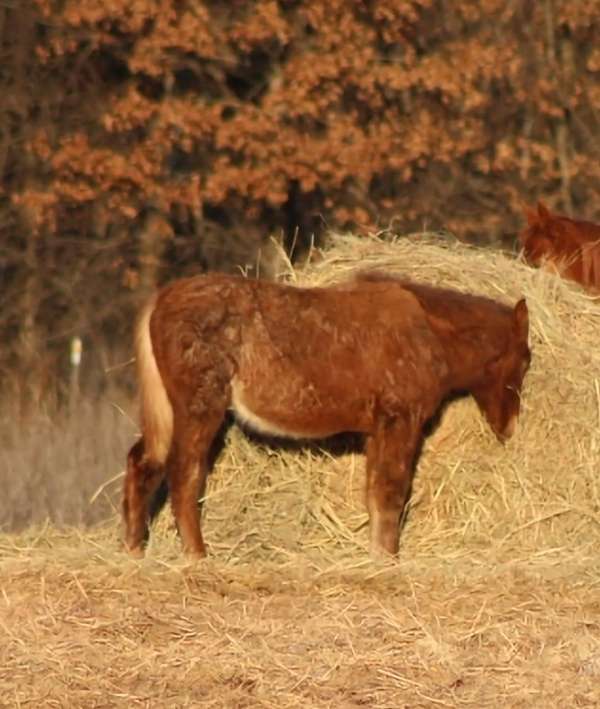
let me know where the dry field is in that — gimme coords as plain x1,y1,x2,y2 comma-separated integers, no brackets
2,234,600,708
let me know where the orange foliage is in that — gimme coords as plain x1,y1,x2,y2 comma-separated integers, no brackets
18,0,600,247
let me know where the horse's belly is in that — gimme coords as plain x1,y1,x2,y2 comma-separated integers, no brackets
230,377,369,439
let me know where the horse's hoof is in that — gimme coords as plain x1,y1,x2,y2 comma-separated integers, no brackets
368,543,398,561
125,544,145,559
184,548,207,562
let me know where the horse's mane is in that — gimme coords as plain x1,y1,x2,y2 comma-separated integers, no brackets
352,270,512,316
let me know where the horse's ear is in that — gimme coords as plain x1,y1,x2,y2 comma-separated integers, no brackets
513,298,529,341
537,201,551,223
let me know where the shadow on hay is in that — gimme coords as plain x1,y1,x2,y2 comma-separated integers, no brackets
146,395,463,534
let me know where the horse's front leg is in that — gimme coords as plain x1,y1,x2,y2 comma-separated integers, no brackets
365,414,422,557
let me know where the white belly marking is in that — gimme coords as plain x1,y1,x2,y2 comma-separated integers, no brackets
230,379,307,439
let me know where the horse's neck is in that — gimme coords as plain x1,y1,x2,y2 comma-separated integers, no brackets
425,311,507,391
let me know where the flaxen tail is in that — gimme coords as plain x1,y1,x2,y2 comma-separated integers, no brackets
135,296,173,465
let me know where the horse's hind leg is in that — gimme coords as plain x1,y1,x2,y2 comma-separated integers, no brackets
365,415,422,557
123,438,165,556
167,412,225,559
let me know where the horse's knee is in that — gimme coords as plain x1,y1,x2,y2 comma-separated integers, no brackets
127,439,165,494
374,473,411,508
127,437,145,469
169,469,199,518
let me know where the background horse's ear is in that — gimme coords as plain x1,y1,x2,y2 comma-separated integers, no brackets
513,298,529,340
524,204,539,227
537,201,551,223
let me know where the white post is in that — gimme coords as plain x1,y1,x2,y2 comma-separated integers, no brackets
69,335,82,412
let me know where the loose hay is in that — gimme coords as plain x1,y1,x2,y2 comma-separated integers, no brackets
2,233,600,707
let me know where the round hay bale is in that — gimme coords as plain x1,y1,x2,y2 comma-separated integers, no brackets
155,234,600,567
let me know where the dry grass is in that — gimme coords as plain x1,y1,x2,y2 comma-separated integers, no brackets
2,233,600,707
0,398,136,531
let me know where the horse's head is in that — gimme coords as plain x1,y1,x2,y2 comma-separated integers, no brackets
519,202,558,266
472,299,531,442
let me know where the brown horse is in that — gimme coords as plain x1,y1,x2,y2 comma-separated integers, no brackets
123,272,531,559
519,202,600,294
